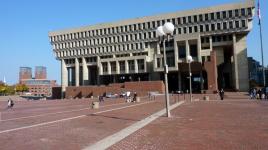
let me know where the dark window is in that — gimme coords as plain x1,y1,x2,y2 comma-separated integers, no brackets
189,27,192,33
179,45,186,58
157,21,161,27
177,18,181,24
172,18,176,25
194,26,198,32
235,20,240,28
183,17,186,24
242,20,246,27
223,22,227,30
216,12,221,19
199,14,203,21
194,15,197,22
222,35,227,41
206,37,210,43
143,23,146,29
205,14,209,21
247,8,252,16
229,21,233,29
190,44,198,57
228,10,233,18
147,22,151,29
211,24,215,31
183,27,187,33
188,16,192,23
200,25,203,32
205,24,209,31
162,20,165,25
241,8,245,16
217,23,221,30
210,13,215,20
222,11,227,18
235,9,239,17
216,36,221,42
178,28,181,34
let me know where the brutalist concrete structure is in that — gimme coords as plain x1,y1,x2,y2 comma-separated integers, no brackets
49,0,255,97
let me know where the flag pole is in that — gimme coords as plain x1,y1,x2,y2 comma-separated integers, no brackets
258,0,266,87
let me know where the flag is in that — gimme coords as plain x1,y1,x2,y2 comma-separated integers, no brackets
257,0,261,24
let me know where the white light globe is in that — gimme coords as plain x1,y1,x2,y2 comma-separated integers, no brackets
187,55,193,63
163,22,175,34
156,26,165,37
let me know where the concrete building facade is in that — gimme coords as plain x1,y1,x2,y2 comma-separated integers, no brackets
49,0,255,97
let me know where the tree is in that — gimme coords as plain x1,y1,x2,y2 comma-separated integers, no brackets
15,84,29,93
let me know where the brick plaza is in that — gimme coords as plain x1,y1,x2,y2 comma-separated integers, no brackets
0,93,268,150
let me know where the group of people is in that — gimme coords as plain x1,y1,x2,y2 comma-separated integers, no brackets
249,88,268,100
125,92,137,103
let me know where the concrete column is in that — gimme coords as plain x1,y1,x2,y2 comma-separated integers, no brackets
186,40,190,57
82,57,89,85
232,34,239,90
116,61,120,74
209,36,213,51
134,59,138,73
174,40,179,66
157,42,161,54
61,59,68,98
197,36,202,62
107,61,111,74
75,58,80,86
125,60,129,74
233,34,249,91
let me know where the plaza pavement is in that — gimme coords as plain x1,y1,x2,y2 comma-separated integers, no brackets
0,93,267,150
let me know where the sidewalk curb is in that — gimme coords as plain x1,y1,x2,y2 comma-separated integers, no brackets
83,101,185,150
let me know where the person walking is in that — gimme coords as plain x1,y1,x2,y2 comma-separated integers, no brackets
219,88,224,100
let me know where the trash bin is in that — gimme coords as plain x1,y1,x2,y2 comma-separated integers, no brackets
203,96,209,101
92,101,99,109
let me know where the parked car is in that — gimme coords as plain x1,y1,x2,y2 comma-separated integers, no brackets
105,93,118,98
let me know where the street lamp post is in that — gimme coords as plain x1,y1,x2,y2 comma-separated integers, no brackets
187,55,193,102
156,22,174,118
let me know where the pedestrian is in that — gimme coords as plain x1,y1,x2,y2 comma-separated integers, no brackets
132,92,137,102
7,98,14,109
253,88,257,99
99,95,104,102
219,88,224,100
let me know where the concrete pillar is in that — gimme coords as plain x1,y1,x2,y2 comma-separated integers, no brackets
232,34,249,91
116,61,120,74
157,42,161,54
82,57,88,85
174,40,179,66
232,34,239,90
134,59,138,73
209,36,213,51
75,58,80,86
125,60,129,74
186,40,190,57
107,61,111,74
197,36,202,62
61,59,68,98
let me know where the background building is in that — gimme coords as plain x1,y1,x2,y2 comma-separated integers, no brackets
248,57,268,87
19,66,57,97
49,0,255,97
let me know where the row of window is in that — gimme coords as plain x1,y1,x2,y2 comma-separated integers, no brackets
50,7,252,42
56,43,146,58
102,59,145,73
54,19,247,51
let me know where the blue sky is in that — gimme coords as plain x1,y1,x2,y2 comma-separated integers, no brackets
0,0,267,85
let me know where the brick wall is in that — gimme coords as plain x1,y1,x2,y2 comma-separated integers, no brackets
65,81,165,99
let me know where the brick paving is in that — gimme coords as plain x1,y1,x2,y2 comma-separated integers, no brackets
1,93,268,150
110,99,268,150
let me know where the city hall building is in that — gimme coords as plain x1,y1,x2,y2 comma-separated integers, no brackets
49,0,255,97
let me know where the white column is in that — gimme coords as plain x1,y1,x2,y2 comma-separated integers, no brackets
107,61,111,74
209,36,213,51
116,61,120,74
75,58,80,86
157,42,161,54
134,59,138,73
61,59,68,98
125,60,129,74
232,34,239,90
82,57,88,85
197,36,202,62
186,40,190,57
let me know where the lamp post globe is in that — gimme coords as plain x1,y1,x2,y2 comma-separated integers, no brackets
187,55,193,63
163,22,175,35
156,26,165,37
